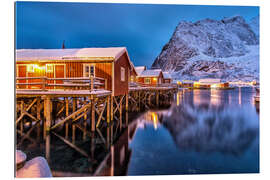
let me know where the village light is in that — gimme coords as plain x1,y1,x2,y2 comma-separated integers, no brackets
153,77,157,81
151,112,158,130
211,84,218,88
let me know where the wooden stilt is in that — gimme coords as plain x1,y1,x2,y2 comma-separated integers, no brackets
44,96,52,162
36,98,41,141
72,98,77,144
107,96,110,125
110,96,114,122
65,97,69,139
119,95,123,130
20,101,24,133
125,93,129,126
83,97,87,141
91,98,96,132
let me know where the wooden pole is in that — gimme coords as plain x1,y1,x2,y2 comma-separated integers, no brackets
65,97,69,139
83,97,87,141
72,98,77,144
37,98,41,141
44,96,52,162
107,96,110,125
90,75,94,91
91,98,96,132
110,96,114,122
125,93,129,126
119,96,123,130
20,101,24,133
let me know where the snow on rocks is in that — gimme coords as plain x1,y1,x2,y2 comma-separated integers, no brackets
16,157,52,178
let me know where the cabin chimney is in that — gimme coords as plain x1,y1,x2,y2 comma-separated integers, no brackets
62,40,65,49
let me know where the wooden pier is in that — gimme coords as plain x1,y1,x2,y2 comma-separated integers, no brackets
15,78,177,171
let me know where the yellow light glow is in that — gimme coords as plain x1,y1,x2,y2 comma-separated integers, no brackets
151,112,158,130
153,77,157,81
27,64,45,72
211,84,218,88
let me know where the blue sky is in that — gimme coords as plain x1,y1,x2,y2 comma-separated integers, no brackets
16,2,259,67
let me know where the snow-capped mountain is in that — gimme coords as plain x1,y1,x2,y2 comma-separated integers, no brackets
152,15,259,82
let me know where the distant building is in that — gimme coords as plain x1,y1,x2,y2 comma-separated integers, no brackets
194,78,229,89
162,72,172,84
137,69,164,86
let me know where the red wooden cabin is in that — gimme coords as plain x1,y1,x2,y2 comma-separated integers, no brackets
16,47,134,96
136,69,164,86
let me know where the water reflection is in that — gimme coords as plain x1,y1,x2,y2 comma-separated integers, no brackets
127,87,259,175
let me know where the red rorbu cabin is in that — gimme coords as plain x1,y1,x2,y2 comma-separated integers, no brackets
136,69,164,86
163,72,172,84
16,47,133,96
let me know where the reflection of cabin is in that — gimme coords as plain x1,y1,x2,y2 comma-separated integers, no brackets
163,72,172,84
194,78,229,89
136,69,164,86
16,47,134,96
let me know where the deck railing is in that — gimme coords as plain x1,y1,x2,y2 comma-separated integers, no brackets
16,76,107,91
129,82,177,88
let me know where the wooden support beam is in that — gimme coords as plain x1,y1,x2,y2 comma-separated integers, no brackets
91,98,96,132
50,102,91,130
52,132,89,158
96,102,106,128
83,97,87,141
106,96,110,125
20,101,24,133
18,120,41,146
110,95,114,122
119,95,123,130
156,90,159,106
72,98,77,144
37,98,41,141
65,98,69,139
44,96,52,132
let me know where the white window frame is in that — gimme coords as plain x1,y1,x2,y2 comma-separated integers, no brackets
46,64,54,73
121,67,125,82
144,78,151,84
83,64,95,77
27,64,34,73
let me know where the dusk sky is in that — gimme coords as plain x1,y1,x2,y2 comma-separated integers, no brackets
16,2,259,67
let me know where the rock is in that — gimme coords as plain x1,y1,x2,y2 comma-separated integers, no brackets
16,157,52,178
16,150,27,165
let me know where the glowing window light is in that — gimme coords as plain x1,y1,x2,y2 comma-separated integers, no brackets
46,64,53,73
153,77,157,81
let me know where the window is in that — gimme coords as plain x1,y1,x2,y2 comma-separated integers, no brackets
121,67,125,81
90,65,95,76
46,64,53,73
27,65,34,72
84,64,95,77
130,75,134,82
144,78,151,84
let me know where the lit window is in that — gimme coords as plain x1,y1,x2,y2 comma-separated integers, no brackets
130,76,134,82
27,65,34,72
46,64,53,73
121,67,125,81
145,78,151,84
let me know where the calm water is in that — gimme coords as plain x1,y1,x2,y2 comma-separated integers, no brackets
126,87,259,175
18,87,259,176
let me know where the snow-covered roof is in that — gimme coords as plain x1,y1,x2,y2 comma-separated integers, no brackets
139,69,162,77
16,47,128,62
198,78,221,84
163,72,172,79
135,66,146,76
